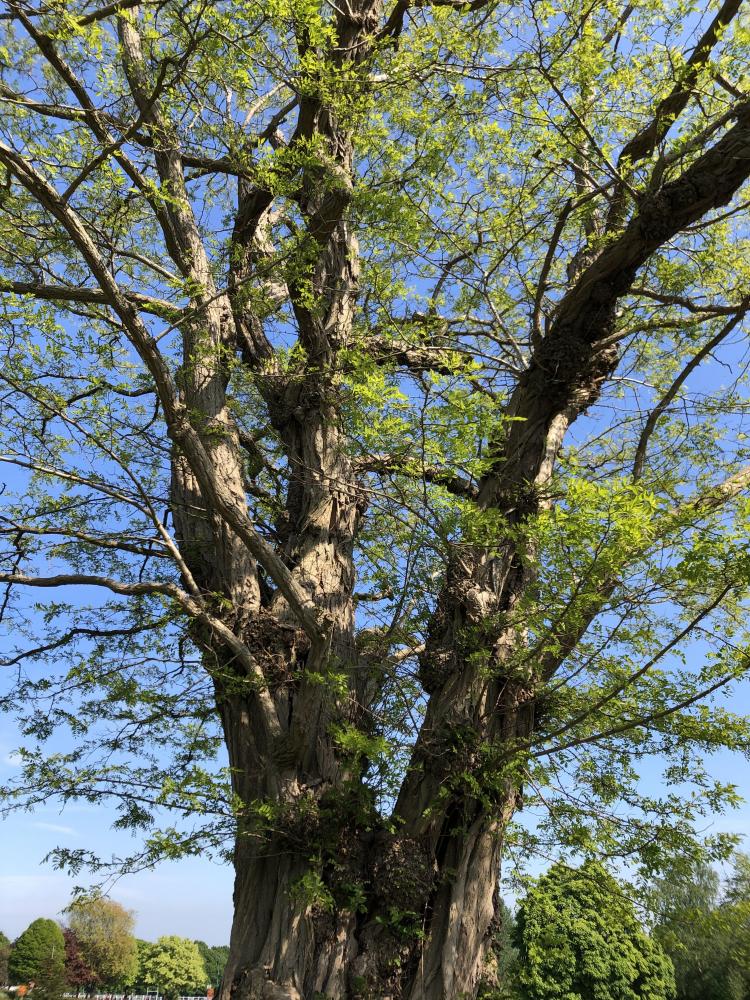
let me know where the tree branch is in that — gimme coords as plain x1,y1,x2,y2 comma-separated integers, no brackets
0,622,163,667
0,141,326,645
0,570,283,739
0,523,168,560
0,280,179,320
535,460,750,683
76,0,157,26
630,286,747,315
0,571,180,599
356,454,478,499
618,0,745,169
533,660,747,761
366,333,472,376
8,3,187,270
632,304,749,479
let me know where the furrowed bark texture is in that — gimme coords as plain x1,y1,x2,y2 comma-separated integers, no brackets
189,65,750,998
7,6,750,996
203,100,750,999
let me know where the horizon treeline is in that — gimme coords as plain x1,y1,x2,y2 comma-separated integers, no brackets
0,899,227,999
2,854,750,1000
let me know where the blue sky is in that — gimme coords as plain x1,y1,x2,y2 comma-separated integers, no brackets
3,704,750,943
0,732,233,945
1,0,749,951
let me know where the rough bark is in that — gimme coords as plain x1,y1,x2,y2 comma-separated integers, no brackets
208,94,750,1000
4,6,750,998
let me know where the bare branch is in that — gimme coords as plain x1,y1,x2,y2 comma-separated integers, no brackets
0,571,180,599
632,304,749,479
532,198,572,348
76,0,156,26
0,279,180,320
356,454,478,500
630,286,746,315
618,0,745,169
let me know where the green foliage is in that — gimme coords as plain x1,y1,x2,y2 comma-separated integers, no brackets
0,932,10,987
8,920,65,987
289,871,336,915
32,951,68,1000
193,943,229,991
515,862,675,1000
139,936,208,1000
479,900,520,1000
122,939,152,995
650,853,750,1000
66,897,137,988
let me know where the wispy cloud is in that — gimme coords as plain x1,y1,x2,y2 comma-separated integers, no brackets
3,751,22,767
32,821,77,836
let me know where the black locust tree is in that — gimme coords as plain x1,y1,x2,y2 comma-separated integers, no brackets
2,0,750,997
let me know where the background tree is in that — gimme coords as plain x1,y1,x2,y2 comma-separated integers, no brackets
139,937,207,1000
2,0,750,997
651,854,750,1000
194,944,229,993
479,900,519,1000
515,862,675,1000
0,931,10,988
32,950,69,1000
8,920,65,987
63,929,99,995
122,939,152,996
66,899,137,990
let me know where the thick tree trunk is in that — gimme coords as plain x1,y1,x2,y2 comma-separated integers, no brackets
185,41,750,1000
213,566,532,1000
217,714,522,1000
218,767,521,1000
224,803,360,1000
5,5,750,1000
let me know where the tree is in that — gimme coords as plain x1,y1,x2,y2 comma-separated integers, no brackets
649,862,724,1000
194,944,229,993
66,898,137,989
515,862,675,1000
0,931,11,987
140,937,207,1000
0,931,10,988
1,0,750,997
122,939,152,996
32,950,69,1000
651,854,750,1000
63,929,99,995
8,920,65,987
479,900,519,1000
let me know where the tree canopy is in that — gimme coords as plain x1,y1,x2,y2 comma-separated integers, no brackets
514,862,675,1000
0,930,11,987
1,0,750,996
194,943,229,992
32,949,69,1000
65,898,137,989
139,937,208,1000
63,927,99,994
8,919,65,987
650,854,750,1000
